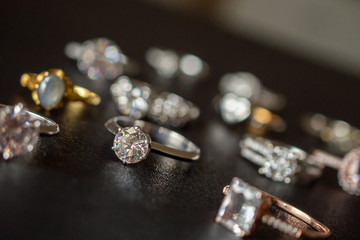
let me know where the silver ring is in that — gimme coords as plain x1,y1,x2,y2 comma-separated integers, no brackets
312,148,360,196
302,113,360,154
219,72,286,111
110,76,200,127
0,103,59,159
239,135,323,183
104,116,200,164
145,47,209,79
64,38,138,80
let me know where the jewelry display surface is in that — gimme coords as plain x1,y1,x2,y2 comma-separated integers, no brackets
1,1,359,240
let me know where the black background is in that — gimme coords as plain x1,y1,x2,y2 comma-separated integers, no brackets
1,1,360,239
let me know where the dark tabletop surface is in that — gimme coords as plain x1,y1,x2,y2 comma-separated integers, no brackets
1,1,360,239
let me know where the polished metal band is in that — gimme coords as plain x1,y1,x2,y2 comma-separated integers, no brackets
105,116,200,160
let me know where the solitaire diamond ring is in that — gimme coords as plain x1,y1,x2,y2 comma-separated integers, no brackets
216,177,330,238
0,103,59,160
21,69,101,110
105,116,200,164
240,135,323,183
312,148,360,196
110,76,200,127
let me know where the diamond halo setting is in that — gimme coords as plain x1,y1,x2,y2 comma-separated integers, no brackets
112,126,151,164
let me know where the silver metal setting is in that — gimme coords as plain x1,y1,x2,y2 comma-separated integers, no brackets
0,103,59,160
105,116,200,164
240,135,323,183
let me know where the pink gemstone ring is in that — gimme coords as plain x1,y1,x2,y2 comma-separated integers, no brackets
104,116,200,164
0,103,59,160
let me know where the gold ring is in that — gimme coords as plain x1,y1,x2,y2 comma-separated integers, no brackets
216,177,331,238
20,68,101,110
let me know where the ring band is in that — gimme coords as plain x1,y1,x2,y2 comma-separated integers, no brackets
240,135,323,183
105,116,200,164
216,177,330,238
21,69,101,110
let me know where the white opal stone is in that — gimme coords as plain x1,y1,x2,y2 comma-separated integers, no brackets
37,74,65,108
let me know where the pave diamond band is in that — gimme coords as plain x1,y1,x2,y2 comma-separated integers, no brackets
111,76,200,127
240,135,323,183
216,177,331,238
0,103,59,160
105,116,200,164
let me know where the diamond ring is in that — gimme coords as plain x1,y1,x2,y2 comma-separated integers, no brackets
239,135,323,183
21,69,101,110
110,76,200,127
215,93,286,134
104,116,200,164
302,113,360,154
0,103,59,160
312,148,360,196
145,47,209,79
219,72,286,111
64,38,132,80
216,177,330,238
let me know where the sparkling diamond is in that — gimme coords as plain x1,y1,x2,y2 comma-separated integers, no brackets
37,73,65,108
260,146,300,183
148,92,199,127
219,72,261,101
216,178,262,237
0,103,40,160
73,38,127,80
110,76,152,119
112,127,151,164
338,148,360,195
219,93,251,124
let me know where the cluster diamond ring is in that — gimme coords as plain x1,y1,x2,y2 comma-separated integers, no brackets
0,103,59,160
239,135,323,183
110,76,200,127
216,177,330,238
105,116,200,164
21,69,101,110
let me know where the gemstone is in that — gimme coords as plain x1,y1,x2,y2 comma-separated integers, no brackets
219,72,261,101
0,103,40,160
148,92,199,127
110,76,152,119
76,38,127,80
216,178,262,237
37,73,65,108
260,146,300,183
112,126,151,164
219,93,251,124
338,148,360,195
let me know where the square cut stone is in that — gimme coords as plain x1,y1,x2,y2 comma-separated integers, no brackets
216,178,262,237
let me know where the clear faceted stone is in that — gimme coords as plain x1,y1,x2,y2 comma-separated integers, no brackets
110,76,152,119
216,178,262,237
148,92,199,127
0,103,39,160
219,72,262,101
37,74,65,108
112,127,150,164
77,38,127,80
219,93,251,124
260,146,300,183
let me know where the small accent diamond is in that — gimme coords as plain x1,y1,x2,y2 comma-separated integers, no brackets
112,126,151,164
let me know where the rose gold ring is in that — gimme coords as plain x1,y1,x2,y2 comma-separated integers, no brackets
312,148,360,196
216,177,331,238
